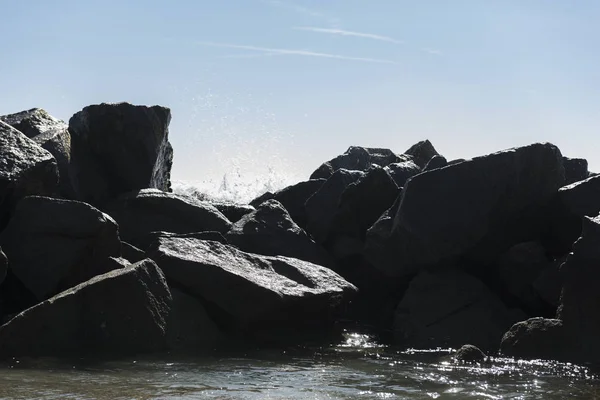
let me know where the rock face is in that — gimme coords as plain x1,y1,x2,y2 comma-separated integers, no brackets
454,344,486,363
0,196,122,300
404,140,439,169
147,234,357,341
0,248,6,287
68,103,173,207
210,202,255,223
384,161,421,188
423,155,447,172
310,146,404,180
105,189,231,250
500,318,569,361
367,143,565,277
558,175,600,218
562,157,588,185
1,108,74,198
226,200,332,267
0,121,58,227
0,259,172,358
394,269,521,351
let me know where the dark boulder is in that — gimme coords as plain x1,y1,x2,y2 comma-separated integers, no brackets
250,179,326,230
0,121,58,228
1,108,74,198
563,157,588,185
147,234,357,342
454,344,486,363
309,146,404,180
500,318,569,361
0,259,172,358
394,269,522,351
0,248,6,287
0,196,121,300
532,256,565,308
68,102,174,207
121,242,146,264
384,160,421,189
366,143,565,277
210,201,255,223
305,169,364,244
558,174,600,218
226,200,332,267
423,155,448,172
404,140,439,169
105,188,231,250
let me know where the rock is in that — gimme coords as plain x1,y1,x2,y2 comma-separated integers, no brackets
121,242,146,264
404,140,439,169
0,121,58,228
394,269,521,351
210,202,255,223
166,288,221,353
363,195,403,273
558,174,600,218
145,231,229,248
309,146,404,180
250,179,326,229
0,259,172,358
454,344,486,363
367,143,565,277
147,234,357,342
105,188,231,250
500,318,569,361
226,200,332,267
563,157,588,185
532,257,565,308
423,155,448,172
384,161,421,189
1,108,74,198
305,169,364,244
0,248,6,287
68,102,173,207
0,196,121,300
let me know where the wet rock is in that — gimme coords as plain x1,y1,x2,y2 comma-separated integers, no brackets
226,200,332,267
404,140,439,169
366,143,565,277
423,155,448,172
454,344,486,363
250,179,326,230
384,161,421,189
1,108,74,198
147,234,357,342
500,318,569,361
563,157,588,185
0,196,121,301
0,121,58,228
210,202,255,223
310,146,404,180
0,259,172,358
394,269,521,351
105,189,231,250
305,169,364,244
558,174,600,218
68,102,173,208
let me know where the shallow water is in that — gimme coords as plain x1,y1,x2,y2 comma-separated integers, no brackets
1,334,598,400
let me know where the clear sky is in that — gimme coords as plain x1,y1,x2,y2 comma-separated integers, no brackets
1,1,599,187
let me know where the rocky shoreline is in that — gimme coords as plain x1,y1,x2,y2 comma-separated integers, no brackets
0,103,598,366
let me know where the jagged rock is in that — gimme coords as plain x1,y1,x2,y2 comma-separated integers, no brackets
250,179,326,229
0,121,58,228
305,169,364,244
145,231,229,249
563,157,588,185
68,102,173,207
0,259,172,358
423,155,447,172
105,189,231,250
383,160,421,188
394,269,522,351
0,248,6,287
121,242,146,264
0,196,121,301
366,143,565,277
210,202,255,223
558,174,600,218
226,200,332,267
166,288,221,353
147,234,357,342
454,344,486,363
1,108,74,198
532,256,565,308
404,140,439,169
500,318,569,361
309,146,404,180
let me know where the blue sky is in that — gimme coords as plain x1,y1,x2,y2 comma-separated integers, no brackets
1,1,599,186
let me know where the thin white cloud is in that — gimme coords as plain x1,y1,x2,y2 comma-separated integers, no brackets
422,47,443,56
295,27,403,44
198,41,398,64
263,0,324,18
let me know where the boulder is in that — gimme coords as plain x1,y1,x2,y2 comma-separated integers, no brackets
423,155,448,172
0,121,58,227
404,140,439,169
105,188,231,250
394,269,522,351
1,108,74,198
250,179,326,229
121,242,146,264
563,157,588,185
210,202,255,223
500,318,569,361
454,344,486,363
305,169,364,244
384,161,421,188
0,196,121,300
558,174,600,218
147,234,357,341
309,146,404,180
226,200,332,267
532,257,565,308
0,248,6,287
367,143,565,277
68,102,173,207
0,259,172,358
